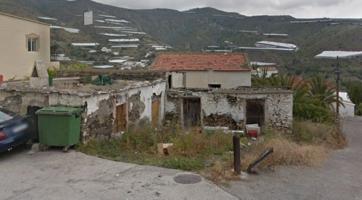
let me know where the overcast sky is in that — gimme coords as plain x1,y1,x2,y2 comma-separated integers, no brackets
93,0,362,18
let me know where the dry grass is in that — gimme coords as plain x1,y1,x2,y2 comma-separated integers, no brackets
80,120,345,181
201,160,240,184
241,136,329,171
79,125,233,171
171,131,232,157
293,121,347,149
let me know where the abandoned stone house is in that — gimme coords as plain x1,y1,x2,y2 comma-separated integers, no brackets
0,50,293,142
0,77,166,140
152,52,293,130
166,88,293,130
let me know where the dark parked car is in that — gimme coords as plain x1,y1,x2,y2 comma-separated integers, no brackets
0,108,31,152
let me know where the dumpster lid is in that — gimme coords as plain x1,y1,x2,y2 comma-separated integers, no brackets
36,106,82,115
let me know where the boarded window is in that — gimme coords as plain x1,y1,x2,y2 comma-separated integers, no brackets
152,95,161,128
183,98,201,128
246,100,265,126
115,104,127,132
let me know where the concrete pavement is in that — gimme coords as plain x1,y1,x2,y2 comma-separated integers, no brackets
0,150,237,200
2,117,362,200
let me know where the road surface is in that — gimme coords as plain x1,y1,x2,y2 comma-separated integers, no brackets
225,117,362,200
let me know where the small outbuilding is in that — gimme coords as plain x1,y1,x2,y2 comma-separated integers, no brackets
335,92,355,118
0,76,166,140
152,52,252,89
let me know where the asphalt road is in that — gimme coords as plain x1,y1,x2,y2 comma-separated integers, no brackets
225,117,362,200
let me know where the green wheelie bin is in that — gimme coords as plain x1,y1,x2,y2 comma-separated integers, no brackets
36,106,82,152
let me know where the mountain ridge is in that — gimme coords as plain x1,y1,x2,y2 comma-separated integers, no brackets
1,0,362,80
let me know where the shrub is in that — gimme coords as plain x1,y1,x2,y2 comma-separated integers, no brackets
160,157,204,171
79,125,233,171
171,132,232,157
241,136,329,170
253,75,338,123
345,80,362,115
293,121,347,149
357,103,362,115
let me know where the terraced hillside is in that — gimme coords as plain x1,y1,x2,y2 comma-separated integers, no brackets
1,0,362,80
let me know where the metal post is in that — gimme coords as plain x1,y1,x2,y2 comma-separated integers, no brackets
233,134,241,175
336,57,340,121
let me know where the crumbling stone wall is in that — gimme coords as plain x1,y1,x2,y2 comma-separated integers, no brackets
165,94,182,126
166,89,293,131
128,92,146,124
0,91,51,114
264,93,293,130
57,69,164,81
199,93,246,129
203,113,239,129
85,98,114,139
0,80,167,140
0,93,23,113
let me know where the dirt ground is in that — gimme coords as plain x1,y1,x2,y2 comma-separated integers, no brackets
224,117,362,200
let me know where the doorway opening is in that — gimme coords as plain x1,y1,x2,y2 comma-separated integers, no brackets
115,104,127,133
168,75,172,89
27,106,42,142
246,100,265,126
152,94,161,128
183,98,201,128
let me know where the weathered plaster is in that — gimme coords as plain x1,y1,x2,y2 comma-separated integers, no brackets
0,79,167,140
167,88,293,130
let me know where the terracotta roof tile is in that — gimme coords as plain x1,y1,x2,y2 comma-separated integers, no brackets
151,52,250,72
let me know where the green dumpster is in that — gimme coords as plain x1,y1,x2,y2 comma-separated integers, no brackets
36,106,83,151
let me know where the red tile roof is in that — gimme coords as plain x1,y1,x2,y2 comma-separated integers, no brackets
151,52,250,72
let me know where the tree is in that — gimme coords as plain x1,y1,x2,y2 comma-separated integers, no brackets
308,75,340,109
345,80,362,115
252,75,336,122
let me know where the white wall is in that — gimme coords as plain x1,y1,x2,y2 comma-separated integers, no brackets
0,14,50,80
183,71,251,89
333,101,355,118
170,72,184,88
201,94,245,123
128,81,166,123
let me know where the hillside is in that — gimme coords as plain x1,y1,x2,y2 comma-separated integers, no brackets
1,0,362,80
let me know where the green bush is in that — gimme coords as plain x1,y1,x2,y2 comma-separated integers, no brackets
78,125,232,171
161,157,204,171
357,103,362,116
345,81,362,116
253,75,337,123
293,120,346,149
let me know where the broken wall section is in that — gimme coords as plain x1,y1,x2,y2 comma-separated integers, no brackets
0,80,167,141
165,88,293,131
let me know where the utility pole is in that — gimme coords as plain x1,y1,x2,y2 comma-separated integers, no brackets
233,134,241,175
335,57,340,122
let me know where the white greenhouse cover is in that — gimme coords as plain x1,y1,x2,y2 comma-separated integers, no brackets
315,51,362,59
